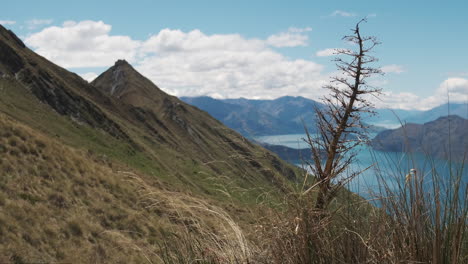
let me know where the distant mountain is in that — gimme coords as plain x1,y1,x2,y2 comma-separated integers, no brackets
368,103,468,128
405,103,468,124
182,96,468,141
181,96,323,136
181,96,388,137
369,108,422,128
371,115,468,161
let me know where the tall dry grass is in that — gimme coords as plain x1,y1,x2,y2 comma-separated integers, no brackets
155,141,467,263
365,151,468,263
124,172,253,263
252,152,466,263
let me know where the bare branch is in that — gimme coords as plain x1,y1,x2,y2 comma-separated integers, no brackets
304,19,381,210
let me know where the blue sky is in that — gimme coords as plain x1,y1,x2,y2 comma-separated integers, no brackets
2,0,467,110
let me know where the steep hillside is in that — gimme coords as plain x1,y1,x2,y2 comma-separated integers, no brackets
371,115,468,161
0,25,300,262
0,113,265,262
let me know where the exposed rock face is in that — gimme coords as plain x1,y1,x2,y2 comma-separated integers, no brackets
0,25,26,48
372,115,468,161
0,40,24,74
0,26,26,75
0,25,130,140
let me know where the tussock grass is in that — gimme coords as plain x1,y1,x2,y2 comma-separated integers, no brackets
0,112,265,263
127,172,252,263
365,151,468,263
157,141,466,263
0,113,190,263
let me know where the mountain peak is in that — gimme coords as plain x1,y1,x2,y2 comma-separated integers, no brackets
91,60,138,97
114,59,130,67
92,60,168,108
114,59,129,66
112,59,137,75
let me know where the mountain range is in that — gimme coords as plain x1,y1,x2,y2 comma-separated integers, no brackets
369,103,468,128
0,25,300,262
181,96,468,136
181,95,322,136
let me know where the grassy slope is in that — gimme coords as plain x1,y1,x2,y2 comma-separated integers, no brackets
0,77,303,262
0,112,157,262
0,110,269,263
0,22,299,203
0,26,303,262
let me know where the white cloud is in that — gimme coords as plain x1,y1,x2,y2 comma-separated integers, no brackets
0,20,16,25
374,77,468,110
437,77,468,101
25,20,141,68
381,64,405,74
266,27,311,48
375,91,423,110
138,28,326,99
331,10,357,17
80,72,98,82
316,48,337,57
140,29,264,54
25,21,328,99
26,19,53,29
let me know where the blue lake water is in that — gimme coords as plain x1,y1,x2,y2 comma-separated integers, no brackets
254,133,467,201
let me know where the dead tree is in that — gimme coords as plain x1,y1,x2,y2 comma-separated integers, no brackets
305,19,382,210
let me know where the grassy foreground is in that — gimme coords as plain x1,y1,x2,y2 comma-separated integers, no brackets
159,152,467,264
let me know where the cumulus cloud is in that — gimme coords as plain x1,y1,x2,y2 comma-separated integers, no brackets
25,21,327,99
0,20,16,25
266,27,311,48
373,77,468,110
25,20,141,68
316,48,337,57
437,77,468,101
381,64,405,74
80,72,98,82
374,91,423,110
138,28,326,99
331,10,357,17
